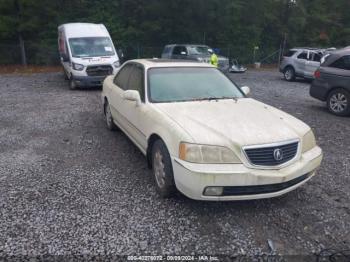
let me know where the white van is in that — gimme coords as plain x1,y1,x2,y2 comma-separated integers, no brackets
58,23,120,89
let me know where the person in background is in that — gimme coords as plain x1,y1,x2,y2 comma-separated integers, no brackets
208,48,218,68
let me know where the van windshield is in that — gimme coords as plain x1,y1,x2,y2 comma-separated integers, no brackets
68,37,115,58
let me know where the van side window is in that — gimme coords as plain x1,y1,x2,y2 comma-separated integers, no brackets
297,52,308,60
113,64,133,89
128,64,145,102
330,56,350,70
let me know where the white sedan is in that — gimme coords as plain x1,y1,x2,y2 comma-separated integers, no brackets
101,59,323,201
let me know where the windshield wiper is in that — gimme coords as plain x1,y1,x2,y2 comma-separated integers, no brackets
218,96,238,102
191,97,219,102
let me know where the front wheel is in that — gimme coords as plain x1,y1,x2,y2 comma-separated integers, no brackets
69,76,77,90
284,67,295,82
327,89,350,116
152,140,176,198
104,101,118,131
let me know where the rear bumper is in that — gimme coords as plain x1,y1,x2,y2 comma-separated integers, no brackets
172,146,322,201
72,75,108,87
310,79,330,101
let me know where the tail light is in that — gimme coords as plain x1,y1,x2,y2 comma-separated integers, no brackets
314,69,321,79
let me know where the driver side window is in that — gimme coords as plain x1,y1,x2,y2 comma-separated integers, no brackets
113,64,133,90
128,64,145,102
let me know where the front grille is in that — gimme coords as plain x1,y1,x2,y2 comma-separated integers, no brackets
221,173,310,196
86,65,113,76
244,141,299,167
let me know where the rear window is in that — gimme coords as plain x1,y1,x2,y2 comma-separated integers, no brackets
284,50,297,57
329,55,350,70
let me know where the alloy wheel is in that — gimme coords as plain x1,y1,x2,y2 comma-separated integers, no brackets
329,92,348,113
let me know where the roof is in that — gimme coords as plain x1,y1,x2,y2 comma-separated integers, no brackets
58,23,110,38
126,59,214,69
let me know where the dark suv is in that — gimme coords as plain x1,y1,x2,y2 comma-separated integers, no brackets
310,48,350,116
161,44,230,71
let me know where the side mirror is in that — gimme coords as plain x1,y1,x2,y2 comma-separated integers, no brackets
180,51,187,56
117,49,124,58
61,53,69,62
123,90,141,106
241,86,250,96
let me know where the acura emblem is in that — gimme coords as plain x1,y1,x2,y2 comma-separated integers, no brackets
273,149,283,161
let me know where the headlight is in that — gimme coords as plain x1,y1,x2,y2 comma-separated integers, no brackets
113,60,120,67
179,142,241,164
72,62,84,71
302,130,316,153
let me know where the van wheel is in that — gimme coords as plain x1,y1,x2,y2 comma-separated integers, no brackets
63,69,69,80
152,139,176,198
327,89,350,116
104,101,118,131
69,76,77,90
284,67,295,82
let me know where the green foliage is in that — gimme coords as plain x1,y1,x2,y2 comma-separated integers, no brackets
0,0,349,64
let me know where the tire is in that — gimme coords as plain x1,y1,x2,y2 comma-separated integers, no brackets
327,88,350,116
284,67,296,82
68,75,77,90
151,139,176,198
63,68,69,80
104,101,118,131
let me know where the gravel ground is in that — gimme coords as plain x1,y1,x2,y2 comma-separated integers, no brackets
0,69,349,260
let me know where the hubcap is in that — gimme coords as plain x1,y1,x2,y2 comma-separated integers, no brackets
153,150,165,188
70,79,76,89
330,93,348,113
285,69,292,80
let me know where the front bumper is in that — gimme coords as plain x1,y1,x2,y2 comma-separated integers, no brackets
72,75,109,87
172,146,322,201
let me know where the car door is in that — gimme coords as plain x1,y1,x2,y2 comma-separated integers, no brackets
294,51,307,75
118,63,148,150
305,52,321,78
108,63,134,129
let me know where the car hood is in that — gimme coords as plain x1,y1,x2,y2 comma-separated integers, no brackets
154,98,310,149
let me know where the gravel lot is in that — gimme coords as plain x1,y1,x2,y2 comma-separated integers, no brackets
0,69,349,260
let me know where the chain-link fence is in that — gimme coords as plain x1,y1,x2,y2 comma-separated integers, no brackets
0,39,281,66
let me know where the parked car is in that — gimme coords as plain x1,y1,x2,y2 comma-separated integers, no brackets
101,59,322,201
161,44,230,71
310,48,350,116
58,23,121,89
280,48,325,81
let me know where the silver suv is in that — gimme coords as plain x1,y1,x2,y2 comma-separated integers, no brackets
161,44,230,71
279,48,324,81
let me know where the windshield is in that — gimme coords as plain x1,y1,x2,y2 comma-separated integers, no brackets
68,37,115,57
187,46,211,56
148,67,244,103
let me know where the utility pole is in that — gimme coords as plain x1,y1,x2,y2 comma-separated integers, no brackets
14,0,27,66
